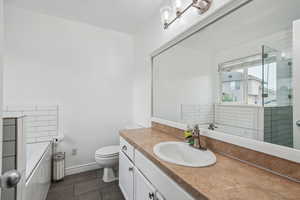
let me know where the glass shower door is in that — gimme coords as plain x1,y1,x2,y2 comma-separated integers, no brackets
262,45,294,147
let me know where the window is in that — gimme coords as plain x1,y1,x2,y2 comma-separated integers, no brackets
221,69,244,103
248,65,264,105
219,54,276,105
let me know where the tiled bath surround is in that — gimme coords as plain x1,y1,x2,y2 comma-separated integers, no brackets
181,104,263,140
214,105,263,140
181,104,214,125
3,105,59,143
2,118,17,200
181,103,294,147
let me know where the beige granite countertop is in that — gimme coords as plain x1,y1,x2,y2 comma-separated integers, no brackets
120,128,300,200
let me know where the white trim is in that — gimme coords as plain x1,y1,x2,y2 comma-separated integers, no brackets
65,162,100,176
151,118,300,163
200,128,300,163
151,117,188,130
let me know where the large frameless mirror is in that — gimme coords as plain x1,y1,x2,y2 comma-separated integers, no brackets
152,0,300,149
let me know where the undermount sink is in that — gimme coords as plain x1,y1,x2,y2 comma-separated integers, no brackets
153,142,216,167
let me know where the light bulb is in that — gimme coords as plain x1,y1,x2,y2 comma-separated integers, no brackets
173,0,182,11
163,10,170,21
160,6,171,27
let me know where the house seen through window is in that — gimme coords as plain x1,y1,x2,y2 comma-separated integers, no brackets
219,54,278,105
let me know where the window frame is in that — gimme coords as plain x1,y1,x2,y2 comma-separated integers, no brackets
218,54,265,106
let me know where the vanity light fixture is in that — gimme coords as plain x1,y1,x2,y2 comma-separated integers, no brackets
160,0,213,29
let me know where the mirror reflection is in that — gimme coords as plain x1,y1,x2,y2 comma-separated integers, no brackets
152,0,300,149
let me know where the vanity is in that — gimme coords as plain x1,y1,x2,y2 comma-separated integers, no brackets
119,131,195,200
119,126,300,200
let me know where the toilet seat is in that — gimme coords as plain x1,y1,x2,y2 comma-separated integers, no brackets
95,145,119,158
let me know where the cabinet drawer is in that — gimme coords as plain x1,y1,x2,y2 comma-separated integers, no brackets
135,150,195,200
120,137,134,161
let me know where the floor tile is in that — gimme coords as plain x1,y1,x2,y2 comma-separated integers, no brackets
75,190,102,200
47,184,74,200
46,169,123,200
100,183,124,200
101,191,124,200
49,181,74,192
74,179,101,196
51,170,98,189
74,178,114,195
96,170,104,178
49,183,74,193
100,183,121,193
74,170,98,182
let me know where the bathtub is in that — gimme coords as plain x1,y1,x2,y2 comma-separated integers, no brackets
25,142,52,200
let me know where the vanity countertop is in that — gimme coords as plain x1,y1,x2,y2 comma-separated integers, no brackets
120,128,300,200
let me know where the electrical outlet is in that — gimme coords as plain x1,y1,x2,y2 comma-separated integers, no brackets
72,148,77,156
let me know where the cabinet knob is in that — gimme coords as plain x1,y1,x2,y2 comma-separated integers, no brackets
148,192,155,199
128,167,134,172
296,120,300,127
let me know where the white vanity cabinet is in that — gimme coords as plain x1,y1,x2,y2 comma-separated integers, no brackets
119,151,134,200
119,136,195,200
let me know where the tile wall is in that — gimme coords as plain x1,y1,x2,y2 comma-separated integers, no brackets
3,105,59,143
181,104,263,140
264,106,293,147
2,118,17,200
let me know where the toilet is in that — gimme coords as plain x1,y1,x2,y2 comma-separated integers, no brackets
95,145,119,182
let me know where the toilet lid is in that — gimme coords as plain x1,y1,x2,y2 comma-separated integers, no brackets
95,145,119,157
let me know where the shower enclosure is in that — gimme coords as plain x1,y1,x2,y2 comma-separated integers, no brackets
262,45,293,147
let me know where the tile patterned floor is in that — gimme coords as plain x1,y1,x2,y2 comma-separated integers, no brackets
46,169,125,200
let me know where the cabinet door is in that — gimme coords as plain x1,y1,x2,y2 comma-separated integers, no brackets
134,168,156,200
119,152,134,200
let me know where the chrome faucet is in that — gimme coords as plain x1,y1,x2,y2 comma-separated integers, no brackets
208,123,217,130
192,124,207,151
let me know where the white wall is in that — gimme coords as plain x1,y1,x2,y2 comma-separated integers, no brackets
0,0,4,186
132,0,236,127
0,0,3,111
293,19,300,149
4,6,134,170
153,45,214,122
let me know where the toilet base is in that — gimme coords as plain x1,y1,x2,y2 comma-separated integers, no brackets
103,167,118,183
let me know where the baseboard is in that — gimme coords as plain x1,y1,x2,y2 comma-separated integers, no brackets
65,162,100,176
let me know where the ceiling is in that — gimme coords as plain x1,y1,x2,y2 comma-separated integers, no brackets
5,0,163,34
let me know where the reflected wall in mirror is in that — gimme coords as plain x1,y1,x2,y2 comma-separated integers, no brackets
152,0,300,149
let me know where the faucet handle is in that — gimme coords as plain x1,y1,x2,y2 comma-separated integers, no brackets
208,123,217,130
192,124,200,133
